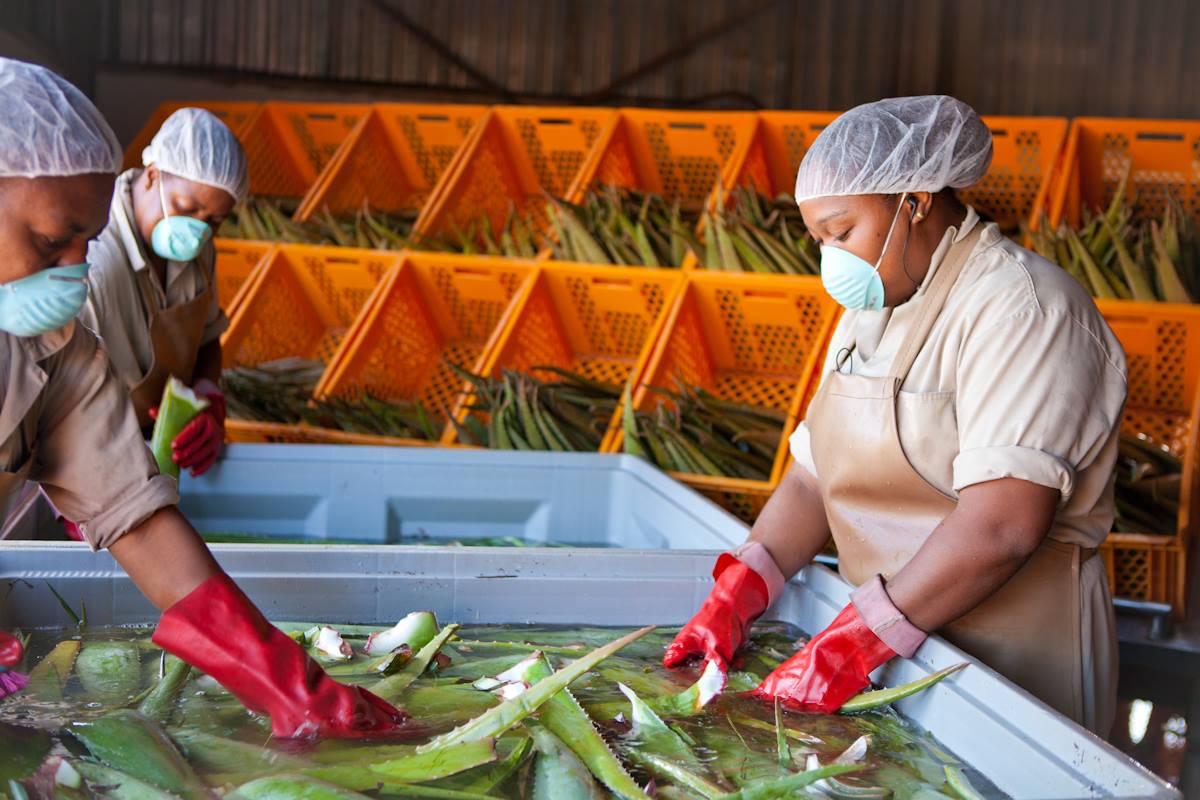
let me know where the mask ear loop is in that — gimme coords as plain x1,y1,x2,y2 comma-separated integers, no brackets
156,170,171,221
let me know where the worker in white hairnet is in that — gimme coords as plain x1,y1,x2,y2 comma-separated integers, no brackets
665,96,1125,736
80,107,247,477
0,59,418,740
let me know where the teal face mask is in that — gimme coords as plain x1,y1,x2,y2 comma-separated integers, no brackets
0,262,90,337
819,193,908,311
149,176,211,262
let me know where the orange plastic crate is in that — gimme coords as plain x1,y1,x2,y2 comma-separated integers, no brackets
444,263,684,449
720,112,1066,234
571,109,756,204
1048,118,1200,229
314,254,538,447
414,107,616,243
239,102,370,200
1097,299,1200,617
213,239,274,317
295,103,487,222
123,101,260,171
609,273,839,522
221,244,396,441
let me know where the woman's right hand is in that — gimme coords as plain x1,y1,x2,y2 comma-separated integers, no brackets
663,554,771,669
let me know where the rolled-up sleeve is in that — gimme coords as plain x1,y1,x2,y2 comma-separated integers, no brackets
32,325,178,550
952,306,1126,503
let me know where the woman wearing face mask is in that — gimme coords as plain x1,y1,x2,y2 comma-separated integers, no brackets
79,107,245,478
0,58,419,740
665,96,1126,737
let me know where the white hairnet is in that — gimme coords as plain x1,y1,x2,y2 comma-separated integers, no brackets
142,107,249,202
0,58,121,178
794,95,993,204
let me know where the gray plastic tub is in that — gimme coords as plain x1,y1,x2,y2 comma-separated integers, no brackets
0,543,1176,799
172,444,747,548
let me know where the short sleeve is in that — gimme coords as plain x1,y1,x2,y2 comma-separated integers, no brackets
788,420,819,478
199,242,229,345
32,324,179,550
952,306,1126,502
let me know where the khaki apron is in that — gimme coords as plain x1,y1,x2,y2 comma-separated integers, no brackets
128,263,213,428
807,227,1112,733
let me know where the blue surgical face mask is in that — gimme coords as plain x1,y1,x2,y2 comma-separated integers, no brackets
818,193,909,311
149,175,211,262
0,262,90,337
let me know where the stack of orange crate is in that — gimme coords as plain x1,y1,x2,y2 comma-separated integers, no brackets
313,254,538,447
221,244,397,442
443,263,685,449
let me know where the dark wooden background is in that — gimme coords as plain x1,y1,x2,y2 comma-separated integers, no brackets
3,0,1197,118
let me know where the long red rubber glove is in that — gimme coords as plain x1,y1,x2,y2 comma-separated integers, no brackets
753,602,896,713
663,553,769,670
153,572,418,739
0,630,27,698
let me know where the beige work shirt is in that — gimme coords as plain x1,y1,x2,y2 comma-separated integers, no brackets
790,206,1128,549
80,169,228,391
0,322,178,549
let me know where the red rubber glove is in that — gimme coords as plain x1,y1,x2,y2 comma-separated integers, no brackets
153,572,419,740
0,630,27,698
753,602,896,713
663,553,770,670
150,379,226,477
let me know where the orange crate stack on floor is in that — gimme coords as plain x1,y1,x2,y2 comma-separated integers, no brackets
444,263,684,449
559,109,757,267
1048,118,1200,230
123,101,260,170
238,102,371,202
609,273,839,522
312,254,538,447
295,103,487,222
1097,300,1200,618
213,239,274,318
221,244,397,442
414,107,616,247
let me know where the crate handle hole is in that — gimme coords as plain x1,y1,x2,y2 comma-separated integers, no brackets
743,290,786,300
1136,132,1184,142
669,122,706,131
1104,314,1151,325
418,114,451,122
307,113,338,121
989,128,1009,137
538,118,572,126
453,266,494,276
811,124,826,132
327,257,361,265
591,277,633,288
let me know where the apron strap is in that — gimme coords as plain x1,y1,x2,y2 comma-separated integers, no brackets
887,225,985,385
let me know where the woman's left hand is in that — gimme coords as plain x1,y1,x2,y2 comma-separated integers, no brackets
753,602,896,713
171,378,226,477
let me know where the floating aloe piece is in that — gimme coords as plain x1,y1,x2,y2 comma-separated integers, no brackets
74,641,141,705
137,655,191,722
306,739,497,787
372,624,459,702
652,658,726,716
168,727,309,774
477,653,650,800
417,625,653,752
70,760,182,800
306,626,353,662
840,663,967,714
365,611,440,655
721,764,866,799
229,774,373,799
617,683,724,799
26,639,79,700
944,765,986,800
775,698,789,767
71,710,210,800
0,722,50,783
529,721,604,800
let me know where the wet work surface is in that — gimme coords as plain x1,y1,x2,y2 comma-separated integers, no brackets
1,620,998,798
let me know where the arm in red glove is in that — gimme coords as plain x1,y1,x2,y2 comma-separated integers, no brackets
753,574,927,713
157,378,225,477
0,630,27,698
153,572,420,740
663,541,786,670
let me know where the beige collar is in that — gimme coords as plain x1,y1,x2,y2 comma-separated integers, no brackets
913,205,981,296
